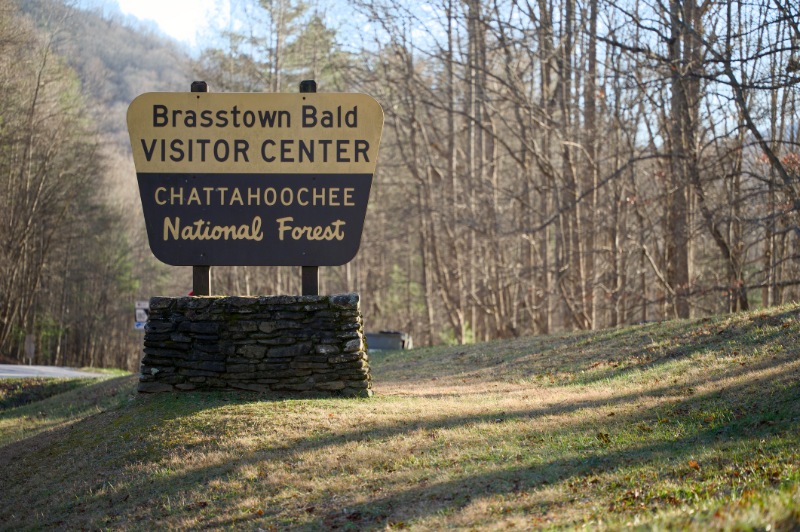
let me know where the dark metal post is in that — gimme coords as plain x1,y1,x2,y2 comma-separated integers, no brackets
300,80,319,296
191,81,211,296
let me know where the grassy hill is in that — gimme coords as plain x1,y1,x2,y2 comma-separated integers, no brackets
1,304,799,530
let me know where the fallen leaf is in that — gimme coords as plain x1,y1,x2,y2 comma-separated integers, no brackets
703,416,715,423
688,460,701,470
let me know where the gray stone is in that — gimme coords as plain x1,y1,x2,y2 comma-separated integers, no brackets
343,339,364,353
177,321,219,334
222,373,256,381
294,355,331,364
229,321,258,332
274,311,306,320
309,373,342,383
257,338,298,346
340,372,371,382
145,321,175,334
227,356,255,364
178,369,221,377
315,381,346,391
272,383,315,391
175,383,198,391
221,296,258,307
328,352,365,364
185,297,213,309
143,333,172,344
187,352,225,362
342,379,371,389
257,363,290,371
221,344,237,356
315,344,340,355
267,343,312,358
140,357,179,367
270,369,313,378
332,293,359,308
195,361,226,372
227,363,257,373
292,362,331,370
149,297,175,311
173,359,212,369
143,347,187,359
262,295,299,305
239,345,267,358
194,343,221,353
337,359,369,370
259,320,302,333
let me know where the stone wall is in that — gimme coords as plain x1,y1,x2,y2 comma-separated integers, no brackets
138,293,371,397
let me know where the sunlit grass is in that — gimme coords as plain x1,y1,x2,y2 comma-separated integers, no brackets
1,303,799,529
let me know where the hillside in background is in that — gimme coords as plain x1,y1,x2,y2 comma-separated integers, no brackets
18,0,192,148
0,0,196,369
1,305,798,529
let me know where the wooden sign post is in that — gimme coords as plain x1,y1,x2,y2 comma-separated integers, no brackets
299,80,319,296
190,81,210,295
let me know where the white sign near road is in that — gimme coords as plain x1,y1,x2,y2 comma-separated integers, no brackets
135,300,150,330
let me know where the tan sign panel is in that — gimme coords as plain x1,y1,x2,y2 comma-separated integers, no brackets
127,92,383,175
127,92,384,266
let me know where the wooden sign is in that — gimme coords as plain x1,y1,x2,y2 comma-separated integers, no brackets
127,92,383,266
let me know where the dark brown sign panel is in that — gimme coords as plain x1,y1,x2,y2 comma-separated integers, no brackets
127,92,384,266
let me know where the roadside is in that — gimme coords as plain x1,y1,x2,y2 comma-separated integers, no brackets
0,364,108,379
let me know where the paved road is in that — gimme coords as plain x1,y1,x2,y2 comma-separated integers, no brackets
0,364,108,379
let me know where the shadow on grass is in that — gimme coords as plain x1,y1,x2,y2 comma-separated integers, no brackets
207,357,800,529
0,354,800,529
1,326,798,529
0,375,138,449
404,305,800,388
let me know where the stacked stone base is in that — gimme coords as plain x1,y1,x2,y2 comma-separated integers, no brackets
138,293,371,397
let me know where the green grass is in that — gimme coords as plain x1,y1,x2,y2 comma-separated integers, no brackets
0,375,136,448
1,305,799,530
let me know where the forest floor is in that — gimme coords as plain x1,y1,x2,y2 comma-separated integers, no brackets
1,304,799,530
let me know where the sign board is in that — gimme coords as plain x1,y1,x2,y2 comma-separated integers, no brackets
127,92,384,266
134,300,150,330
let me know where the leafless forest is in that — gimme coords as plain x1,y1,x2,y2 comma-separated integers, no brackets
1,0,799,368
